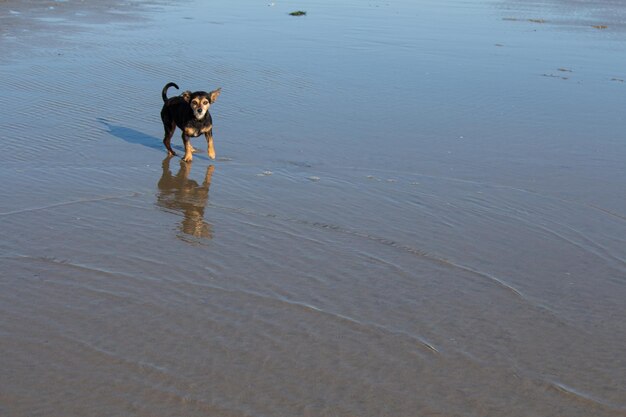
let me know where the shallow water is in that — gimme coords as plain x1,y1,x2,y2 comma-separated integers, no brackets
1,0,625,416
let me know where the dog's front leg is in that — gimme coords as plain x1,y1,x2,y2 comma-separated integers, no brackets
181,133,193,162
205,130,216,160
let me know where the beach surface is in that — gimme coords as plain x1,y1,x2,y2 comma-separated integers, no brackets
1,0,625,416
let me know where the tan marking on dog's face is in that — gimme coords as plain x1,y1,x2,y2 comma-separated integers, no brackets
190,96,210,120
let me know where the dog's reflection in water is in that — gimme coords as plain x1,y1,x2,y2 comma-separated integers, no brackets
156,156,214,240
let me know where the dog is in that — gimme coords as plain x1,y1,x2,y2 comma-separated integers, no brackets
160,82,221,162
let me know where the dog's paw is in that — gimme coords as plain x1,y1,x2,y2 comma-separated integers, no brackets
168,150,177,157
183,155,193,163
208,149,216,160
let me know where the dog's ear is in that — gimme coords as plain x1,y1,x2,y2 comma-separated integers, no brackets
181,91,192,102
209,88,221,104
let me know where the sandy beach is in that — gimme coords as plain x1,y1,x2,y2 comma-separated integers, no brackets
1,0,625,416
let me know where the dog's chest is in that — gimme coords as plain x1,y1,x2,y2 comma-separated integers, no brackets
183,121,212,137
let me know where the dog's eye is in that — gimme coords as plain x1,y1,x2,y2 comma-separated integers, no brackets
202,100,209,105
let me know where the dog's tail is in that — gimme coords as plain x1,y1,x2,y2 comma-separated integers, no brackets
162,82,179,102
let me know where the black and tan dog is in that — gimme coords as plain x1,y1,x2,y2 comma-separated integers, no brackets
160,82,221,162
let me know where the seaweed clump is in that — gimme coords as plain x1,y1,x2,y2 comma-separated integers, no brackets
289,11,307,16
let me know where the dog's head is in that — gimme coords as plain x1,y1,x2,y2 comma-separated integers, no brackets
189,88,221,120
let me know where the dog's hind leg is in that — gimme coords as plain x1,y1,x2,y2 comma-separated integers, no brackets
162,121,177,156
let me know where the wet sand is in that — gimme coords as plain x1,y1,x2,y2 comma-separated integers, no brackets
1,0,625,416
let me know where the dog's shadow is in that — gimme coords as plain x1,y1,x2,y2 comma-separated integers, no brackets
98,118,165,150
98,118,209,159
